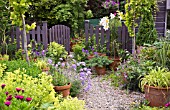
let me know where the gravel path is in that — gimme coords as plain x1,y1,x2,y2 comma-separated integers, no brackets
78,75,144,110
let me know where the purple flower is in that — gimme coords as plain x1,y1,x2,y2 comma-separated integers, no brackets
4,101,11,106
15,95,24,100
26,97,32,102
165,102,170,107
72,64,77,69
5,92,9,96
85,50,89,54
82,48,85,53
6,95,12,101
84,83,92,91
80,72,85,77
59,58,63,61
1,84,6,89
94,52,98,55
61,62,65,67
36,51,40,56
48,59,53,64
41,50,46,56
16,88,22,92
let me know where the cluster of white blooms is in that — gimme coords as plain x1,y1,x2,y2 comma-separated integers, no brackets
99,11,123,31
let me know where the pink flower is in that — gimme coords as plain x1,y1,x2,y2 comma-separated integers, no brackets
4,101,11,106
26,97,32,102
165,102,170,107
15,95,24,100
5,92,9,96
1,84,6,89
6,95,12,101
16,88,22,92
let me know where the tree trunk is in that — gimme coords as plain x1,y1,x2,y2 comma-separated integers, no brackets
21,14,30,65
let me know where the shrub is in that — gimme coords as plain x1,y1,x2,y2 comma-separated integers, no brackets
0,59,42,77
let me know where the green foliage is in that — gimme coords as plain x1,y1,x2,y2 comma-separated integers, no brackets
154,40,170,69
70,80,82,97
0,0,11,54
73,43,86,61
116,56,156,91
87,56,112,67
0,59,42,77
46,42,68,64
136,10,158,46
35,59,49,70
140,67,170,91
52,71,70,86
124,0,158,37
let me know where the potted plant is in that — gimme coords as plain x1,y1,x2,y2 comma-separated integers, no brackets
52,71,71,97
99,11,122,70
87,56,112,75
35,59,50,72
140,67,170,107
46,42,68,64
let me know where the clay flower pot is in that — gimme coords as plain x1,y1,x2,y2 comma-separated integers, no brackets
54,83,71,97
144,85,170,107
42,67,50,72
87,54,94,60
94,66,106,75
109,57,120,71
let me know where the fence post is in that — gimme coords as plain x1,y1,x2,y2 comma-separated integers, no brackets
85,20,89,43
42,21,48,49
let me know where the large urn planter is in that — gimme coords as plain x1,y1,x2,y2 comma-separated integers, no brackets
144,85,170,107
95,66,106,75
109,57,120,71
54,83,71,97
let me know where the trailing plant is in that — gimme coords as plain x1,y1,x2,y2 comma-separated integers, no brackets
46,42,68,64
140,67,170,91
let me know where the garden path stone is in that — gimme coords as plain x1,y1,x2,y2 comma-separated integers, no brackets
78,75,144,110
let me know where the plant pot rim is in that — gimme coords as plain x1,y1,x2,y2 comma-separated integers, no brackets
54,83,71,90
144,85,170,90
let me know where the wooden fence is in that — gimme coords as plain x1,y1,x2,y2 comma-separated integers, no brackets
85,20,132,53
10,22,70,53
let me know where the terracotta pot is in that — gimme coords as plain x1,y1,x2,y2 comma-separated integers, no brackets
109,57,120,71
87,54,94,60
54,83,71,97
97,53,106,56
42,67,50,72
144,85,170,107
94,66,106,75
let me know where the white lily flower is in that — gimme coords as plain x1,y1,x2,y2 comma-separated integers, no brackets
110,13,115,19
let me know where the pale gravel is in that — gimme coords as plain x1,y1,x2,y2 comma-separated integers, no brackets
78,75,144,110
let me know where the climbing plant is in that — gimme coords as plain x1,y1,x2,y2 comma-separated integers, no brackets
124,0,158,54
9,0,36,64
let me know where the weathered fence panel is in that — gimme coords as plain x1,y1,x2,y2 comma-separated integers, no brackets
85,20,132,53
10,22,70,54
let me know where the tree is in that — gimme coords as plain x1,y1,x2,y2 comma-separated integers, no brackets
0,0,11,54
124,0,158,55
9,0,36,64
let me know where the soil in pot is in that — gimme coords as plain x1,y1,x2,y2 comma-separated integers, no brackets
144,85,170,107
109,57,120,71
95,66,106,75
54,83,71,97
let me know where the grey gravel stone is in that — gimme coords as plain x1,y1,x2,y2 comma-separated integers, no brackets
78,75,144,110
